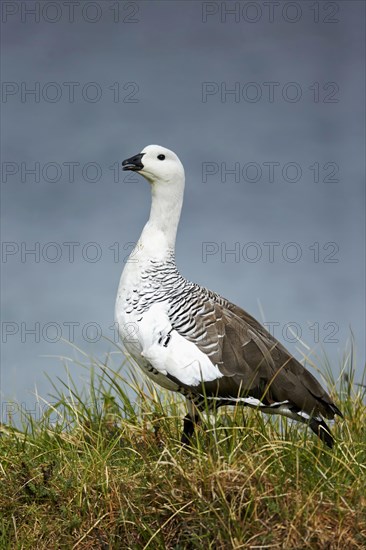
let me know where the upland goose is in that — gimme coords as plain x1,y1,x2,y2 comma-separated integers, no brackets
115,145,343,447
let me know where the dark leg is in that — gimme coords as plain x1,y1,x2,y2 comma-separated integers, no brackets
181,413,200,446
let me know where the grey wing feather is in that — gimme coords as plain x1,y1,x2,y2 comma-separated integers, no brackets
170,288,342,419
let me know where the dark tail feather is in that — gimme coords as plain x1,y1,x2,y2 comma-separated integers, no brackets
318,397,344,419
309,418,334,448
329,403,344,419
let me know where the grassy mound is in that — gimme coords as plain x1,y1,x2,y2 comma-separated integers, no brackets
0,345,365,549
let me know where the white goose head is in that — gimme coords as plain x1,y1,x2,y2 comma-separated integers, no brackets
122,144,185,187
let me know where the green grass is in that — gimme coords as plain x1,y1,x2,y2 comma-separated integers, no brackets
0,343,365,549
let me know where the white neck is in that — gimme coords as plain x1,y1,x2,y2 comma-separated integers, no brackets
116,145,186,308
134,174,185,263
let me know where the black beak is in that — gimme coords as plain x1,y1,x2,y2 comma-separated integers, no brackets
122,153,145,171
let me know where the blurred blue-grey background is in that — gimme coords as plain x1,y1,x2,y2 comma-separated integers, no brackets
1,1,365,420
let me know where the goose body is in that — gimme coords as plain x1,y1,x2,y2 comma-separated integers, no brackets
115,145,342,447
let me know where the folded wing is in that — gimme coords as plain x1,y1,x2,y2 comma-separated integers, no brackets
169,290,342,420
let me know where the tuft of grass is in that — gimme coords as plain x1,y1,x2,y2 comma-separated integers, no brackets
0,343,365,549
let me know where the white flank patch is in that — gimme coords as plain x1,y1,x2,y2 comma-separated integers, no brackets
138,303,223,387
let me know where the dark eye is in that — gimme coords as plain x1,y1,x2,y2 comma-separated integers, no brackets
157,154,165,161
